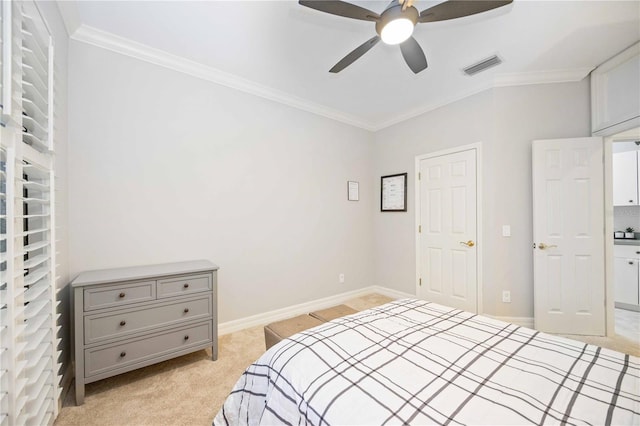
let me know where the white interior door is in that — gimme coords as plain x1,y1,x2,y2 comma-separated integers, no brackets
417,148,477,313
532,137,605,336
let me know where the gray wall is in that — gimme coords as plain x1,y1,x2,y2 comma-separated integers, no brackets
372,80,591,318
67,36,592,324
68,41,375,323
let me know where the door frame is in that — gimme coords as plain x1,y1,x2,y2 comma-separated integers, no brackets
603,126,640,336
414,142,483,314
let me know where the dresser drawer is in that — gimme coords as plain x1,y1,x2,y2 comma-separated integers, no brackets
84,296,212,345
614,245,640,259
85,321,212,378
157,274,211,298
84,281,156,311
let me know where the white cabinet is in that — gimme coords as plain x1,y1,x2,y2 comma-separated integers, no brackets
613,150,639,206
592,42,640,135
614,245,640,311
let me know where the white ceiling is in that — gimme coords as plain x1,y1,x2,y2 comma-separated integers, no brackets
60,0,640,130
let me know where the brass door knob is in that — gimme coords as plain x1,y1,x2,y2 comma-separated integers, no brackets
538,243,558,250
459,240,475,247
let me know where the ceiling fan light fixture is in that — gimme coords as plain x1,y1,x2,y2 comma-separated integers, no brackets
381,18,414,45
375,5,418,45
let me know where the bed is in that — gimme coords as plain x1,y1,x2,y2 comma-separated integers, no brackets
214,299,639,425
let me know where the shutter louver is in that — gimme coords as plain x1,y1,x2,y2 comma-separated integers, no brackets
20,1,51,153
0,148,9,426
0,1,58,424
0,1,10,124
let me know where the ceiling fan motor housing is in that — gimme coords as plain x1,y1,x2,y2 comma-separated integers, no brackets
375,5,418,37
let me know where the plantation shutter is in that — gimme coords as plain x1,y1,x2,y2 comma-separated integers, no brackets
1,146,9,425
0,1,59,425
0,1,8,121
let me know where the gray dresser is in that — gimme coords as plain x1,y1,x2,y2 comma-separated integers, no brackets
72,260,219,405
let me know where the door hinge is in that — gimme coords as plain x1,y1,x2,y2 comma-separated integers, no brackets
419,225,422,233
418,172,421,180
419,278,422,286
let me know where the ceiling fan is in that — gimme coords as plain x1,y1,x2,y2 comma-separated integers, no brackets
299,0,513,74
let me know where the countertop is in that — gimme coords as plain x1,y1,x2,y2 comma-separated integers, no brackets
614,239,640,246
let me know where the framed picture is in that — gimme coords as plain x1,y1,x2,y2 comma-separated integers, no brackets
347,181,359,201
381,173,407,212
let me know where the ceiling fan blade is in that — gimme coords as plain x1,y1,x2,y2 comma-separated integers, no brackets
330,36,380,73
299,1,380,21
399,37,428,74
418,0,512,23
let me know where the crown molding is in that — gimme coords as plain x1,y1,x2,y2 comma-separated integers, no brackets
71,25,376,131
493,67,593,87
70,24,594,133
55,0,81,37
372,67,592,131
371,82,494,131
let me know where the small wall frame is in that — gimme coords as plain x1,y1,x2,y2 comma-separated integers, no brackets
348,181,359,201
381,173,407,212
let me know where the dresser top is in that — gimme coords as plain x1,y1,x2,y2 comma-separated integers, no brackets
71,260,219,288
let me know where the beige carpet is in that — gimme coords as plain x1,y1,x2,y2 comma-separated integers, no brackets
55,294,393,426
55,293,639,426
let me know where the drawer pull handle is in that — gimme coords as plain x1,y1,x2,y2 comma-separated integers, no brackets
183,308,189,314
119,292,125,298
120,320,126,326
184,335,189,341
120,351,126,358
183,283,190,289
630,261,635,265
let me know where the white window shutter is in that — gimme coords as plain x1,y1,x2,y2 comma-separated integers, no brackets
0,1,59,425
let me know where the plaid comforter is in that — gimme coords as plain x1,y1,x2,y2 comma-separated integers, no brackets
214,299,639,425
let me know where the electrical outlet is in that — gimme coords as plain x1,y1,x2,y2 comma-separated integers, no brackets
502,290,511,303
339,273,345,283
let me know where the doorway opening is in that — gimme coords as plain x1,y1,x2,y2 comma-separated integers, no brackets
609,127,640,344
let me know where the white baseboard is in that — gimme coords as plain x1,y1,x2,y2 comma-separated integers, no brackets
218,286,534,335
486,315,535,329
218,287,371,335
369,285,416,300
218,285,411,335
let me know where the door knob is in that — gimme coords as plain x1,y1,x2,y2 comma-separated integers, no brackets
538,243,558,250
459,240,475,247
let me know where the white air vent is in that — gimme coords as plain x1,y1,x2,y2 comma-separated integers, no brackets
462,55,503,76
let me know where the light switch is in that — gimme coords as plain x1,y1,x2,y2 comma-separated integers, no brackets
502,225,511,237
